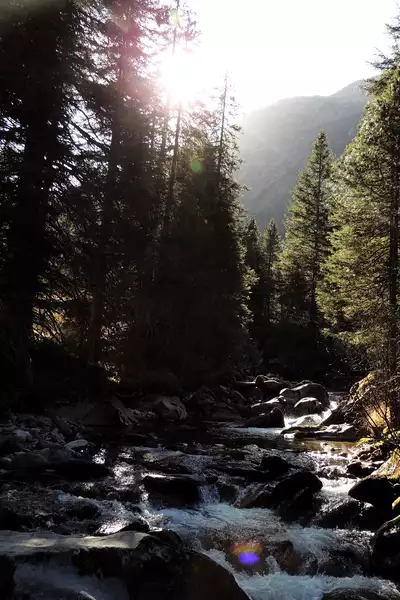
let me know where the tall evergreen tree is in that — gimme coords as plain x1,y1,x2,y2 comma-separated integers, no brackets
320,69,400,422
280,130,333,324
263,218,281,325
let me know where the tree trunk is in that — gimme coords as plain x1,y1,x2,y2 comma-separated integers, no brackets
388,168,400,424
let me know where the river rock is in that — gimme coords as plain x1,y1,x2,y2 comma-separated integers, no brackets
372,527,400,581
314,499,366,529
281,415,321,434
293,397,323,416
153,396,188,421
255,376,288,399
260,455,290,476
270,471,323,507
0,530,250,600
278,487,317,522
65,439,91,451
250,399,283,416
244,407,284,428
143,474,201,506
14,429,33,443
9,451,48,471
237,483,273,509
0,436,22,456
295,424,358,442
292,382,329,407
347,461,375,478
280,388,301,403
349,477,395,509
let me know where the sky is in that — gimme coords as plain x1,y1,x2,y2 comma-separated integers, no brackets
185,0,399,111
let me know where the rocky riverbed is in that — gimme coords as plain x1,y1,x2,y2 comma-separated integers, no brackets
0,377,400,599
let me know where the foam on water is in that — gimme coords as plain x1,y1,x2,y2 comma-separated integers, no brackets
206,550,400,600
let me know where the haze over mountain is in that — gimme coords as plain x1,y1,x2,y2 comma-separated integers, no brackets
239,80,368,231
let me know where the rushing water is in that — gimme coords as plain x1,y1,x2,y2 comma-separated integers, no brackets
9,394,400,599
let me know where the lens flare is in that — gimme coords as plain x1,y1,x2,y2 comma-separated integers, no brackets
232,541,263,566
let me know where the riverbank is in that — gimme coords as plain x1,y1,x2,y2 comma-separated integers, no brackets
0,378,400,599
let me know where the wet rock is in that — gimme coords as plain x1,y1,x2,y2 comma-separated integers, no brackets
260,455,290,477
0,556,14,599
14,429,33,443
255,376,288,399
281,415,321,435
244,407,284,428
269,471,323,507
51,459,112,480
0,530,249,600
349,477,395,510
314,499,365,529
372,527,400,581
322,589,392,600
210,463,274,483
9,451,48,471
347,461,375,478
293,397,323,416
292,382,329,407
0,436,22,456
280,388,301,403
66,439,91,451
250,399,282,417
143,474,201,506
53,416,74,436
216,482,237,503
236,483,273,509
153,396,188,422
97,517,150,535
296,424,359,442
278,487,317,521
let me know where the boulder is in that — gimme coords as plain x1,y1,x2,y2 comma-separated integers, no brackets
349,477,395,510
347,461,375,478
292,382,329,407
0,436,22,456
0,530,250,600
295,424,358,442
244,407,284,428
281,415,321,434
153,396,188,421
9,451,48,471
250,399,282,416
53,416,74,436
255,376,288,399
293,397,323,416
66,439,91,451
314,499,366,529
372,527,400,581
237,484,273,509
13,429,33,443
280,388,301,403
278,487,316,521
143,474,201,506
260,455,290,477
269,471,323,507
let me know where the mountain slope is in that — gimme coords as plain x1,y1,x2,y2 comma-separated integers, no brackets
239,80,368,231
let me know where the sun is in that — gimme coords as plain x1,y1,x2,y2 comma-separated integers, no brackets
159,47,215,107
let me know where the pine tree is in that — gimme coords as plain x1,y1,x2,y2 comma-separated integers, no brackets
320,69,400,417
280,130,333,324
263,218,281,325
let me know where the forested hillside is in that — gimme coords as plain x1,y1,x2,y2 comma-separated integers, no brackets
239,81,367,230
